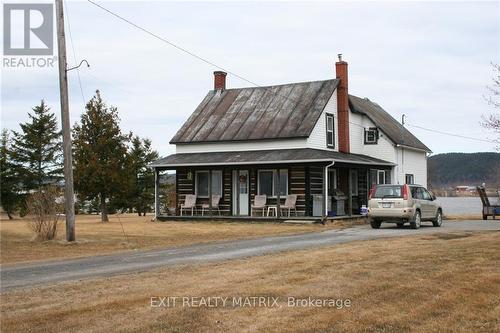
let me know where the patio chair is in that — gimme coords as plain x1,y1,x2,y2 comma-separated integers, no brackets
477,186,500,220
251,195,267,217
180,194,197,216
280,194,298,217
201,195,221,216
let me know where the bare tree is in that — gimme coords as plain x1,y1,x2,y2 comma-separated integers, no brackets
26,186,63,241
482,63,500,148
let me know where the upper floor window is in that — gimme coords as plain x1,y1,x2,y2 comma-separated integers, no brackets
405,174,415,185
364,127,378,144
326,114,335,148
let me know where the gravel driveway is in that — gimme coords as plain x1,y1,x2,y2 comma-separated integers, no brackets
1,220,499,291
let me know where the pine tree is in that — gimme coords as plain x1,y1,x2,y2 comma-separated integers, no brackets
128,136,159,216
11,100,62,191
1,130,22,219
73,90,130,222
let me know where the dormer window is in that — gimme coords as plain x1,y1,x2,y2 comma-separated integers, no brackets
364,127,378,144
326,113,335,148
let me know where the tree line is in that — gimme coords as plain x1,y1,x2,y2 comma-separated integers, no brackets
1,90,159,222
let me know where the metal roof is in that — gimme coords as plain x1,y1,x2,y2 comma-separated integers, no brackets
150,148,395,168
349,95,432,152
170,79,340,144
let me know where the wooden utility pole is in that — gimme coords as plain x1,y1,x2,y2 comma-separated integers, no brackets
55,0,76,241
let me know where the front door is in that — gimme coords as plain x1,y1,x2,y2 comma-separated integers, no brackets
232,170,249,215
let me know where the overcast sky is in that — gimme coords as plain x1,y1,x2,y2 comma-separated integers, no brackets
1,0,499,156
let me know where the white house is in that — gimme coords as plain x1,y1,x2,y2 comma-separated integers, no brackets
151,55,431,220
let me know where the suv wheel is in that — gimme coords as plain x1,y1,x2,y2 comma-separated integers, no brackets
370,219,382,229
410,211,421,229
432,210,443,227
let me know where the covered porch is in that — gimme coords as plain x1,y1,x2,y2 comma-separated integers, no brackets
151,148,394,221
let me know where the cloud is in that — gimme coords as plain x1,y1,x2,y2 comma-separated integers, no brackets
1,1,498,155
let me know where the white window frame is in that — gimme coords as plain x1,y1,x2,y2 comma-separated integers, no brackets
377,170,386,185
257,169,288,198
364,128,378,144
195,170,223,198
405,174,415,185
350,169,358,196
326,113,335,148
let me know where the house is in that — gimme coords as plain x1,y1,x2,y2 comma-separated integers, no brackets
150,55,431,220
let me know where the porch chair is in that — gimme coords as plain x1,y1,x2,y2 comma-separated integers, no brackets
201,195,221,216
180,194,197,216
280,194,298,217
251,195,267,217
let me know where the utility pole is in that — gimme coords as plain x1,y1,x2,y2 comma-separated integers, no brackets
55,0,76,241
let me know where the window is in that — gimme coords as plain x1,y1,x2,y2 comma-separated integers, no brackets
364,128,378,144
326,114,335,148
350,170,358,196
258,169,288,197
371,169,391,186
405,174,414,185
195,170,222,198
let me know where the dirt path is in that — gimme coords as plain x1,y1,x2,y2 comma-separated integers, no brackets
1,220,499,291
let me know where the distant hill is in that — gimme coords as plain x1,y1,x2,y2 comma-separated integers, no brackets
428,152,500,189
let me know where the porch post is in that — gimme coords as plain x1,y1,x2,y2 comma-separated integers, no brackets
155,168,160,219
277,168,281,218
208,169,213,216
348,168,353,216
322,166,327,219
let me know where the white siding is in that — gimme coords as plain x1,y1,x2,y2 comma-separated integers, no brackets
306,90,338,151
394,147,428,186
349,112,397,163
175,138,308,153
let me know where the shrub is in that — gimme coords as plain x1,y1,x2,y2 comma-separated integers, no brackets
25,186,63,241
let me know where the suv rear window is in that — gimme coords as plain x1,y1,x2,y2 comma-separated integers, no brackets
372,185,403,198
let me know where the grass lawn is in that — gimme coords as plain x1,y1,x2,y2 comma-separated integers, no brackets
0,213,339,265
1,231,498,333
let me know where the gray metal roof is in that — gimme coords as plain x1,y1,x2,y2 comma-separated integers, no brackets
150,148,394,168
349,95,431,152
170,79,339,144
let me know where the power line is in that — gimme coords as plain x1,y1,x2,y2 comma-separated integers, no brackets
64,0,86,107
86,0,493,146
406,124,495,144
87,0,261,88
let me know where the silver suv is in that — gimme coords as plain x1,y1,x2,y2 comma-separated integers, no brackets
367,184,443,229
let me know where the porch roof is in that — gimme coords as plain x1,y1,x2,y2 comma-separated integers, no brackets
150,148,395,168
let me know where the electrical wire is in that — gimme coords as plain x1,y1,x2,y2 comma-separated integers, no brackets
86,0,495,146
64,0,86,107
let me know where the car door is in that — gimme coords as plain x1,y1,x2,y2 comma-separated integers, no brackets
420,188,435,219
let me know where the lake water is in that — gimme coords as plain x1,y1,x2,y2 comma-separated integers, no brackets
436,197,498,216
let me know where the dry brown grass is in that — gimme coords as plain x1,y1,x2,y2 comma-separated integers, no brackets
1,231,498,333
0,214,336,265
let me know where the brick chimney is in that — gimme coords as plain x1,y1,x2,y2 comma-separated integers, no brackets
335,54,350,153
214,71,227,91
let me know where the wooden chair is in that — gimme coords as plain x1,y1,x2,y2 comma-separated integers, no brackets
201,195,221,216
180,194,197,216
477,186,500,220
251,195,267,217
280,194,298,217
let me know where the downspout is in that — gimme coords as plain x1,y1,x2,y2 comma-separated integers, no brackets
154,168,158,221
324,161,336,217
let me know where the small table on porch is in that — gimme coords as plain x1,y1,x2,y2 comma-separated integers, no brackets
267,205,277,217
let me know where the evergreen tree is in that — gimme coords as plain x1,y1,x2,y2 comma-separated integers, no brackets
73,90,130,222
128,136,159,216
11,100,62,191
0,130,22,219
